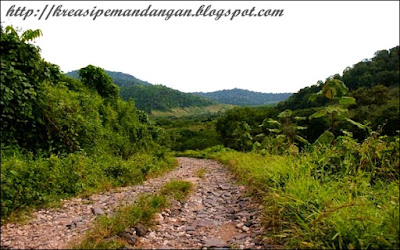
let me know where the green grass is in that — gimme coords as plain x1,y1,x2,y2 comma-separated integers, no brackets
151,104,234,117
1,150,177,223
73,180,192,249
160,180,193,201
73,194,167,249
212,151,399,249
196,168,207,178
177,140,399,249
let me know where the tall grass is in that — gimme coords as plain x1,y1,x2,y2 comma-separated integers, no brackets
180,135,399,248
1,148,177,221
216,152,398,249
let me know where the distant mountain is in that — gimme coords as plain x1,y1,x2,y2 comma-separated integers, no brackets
120,84,215,113
66,69,217,114
66,70,151,87
192,88,292,106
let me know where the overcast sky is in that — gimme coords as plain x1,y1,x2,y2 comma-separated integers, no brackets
1,1,399,93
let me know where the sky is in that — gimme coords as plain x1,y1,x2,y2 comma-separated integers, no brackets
1,1,399,93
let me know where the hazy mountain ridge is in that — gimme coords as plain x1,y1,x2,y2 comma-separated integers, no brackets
192,88,292,106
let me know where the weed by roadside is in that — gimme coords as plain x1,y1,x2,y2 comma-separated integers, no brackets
196,168,207,178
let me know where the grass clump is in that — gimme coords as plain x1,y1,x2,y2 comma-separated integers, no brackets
74,194,167,249
74,180,192,249
161,180,193,201
196,168,207,178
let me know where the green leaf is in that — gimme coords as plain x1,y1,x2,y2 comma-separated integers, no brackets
252,141,261,150
314,130,335,145
266,119,281,127
321,79,348,99
339,96,356,105
268,128,281,133
276,134,286,142
308,92,321,102
278,109,292,118
294,116,307,121
341,130,353,137
309,109,327,119
295,135,308,144
345,118,367,130
325,105,348,114
255,133,265,138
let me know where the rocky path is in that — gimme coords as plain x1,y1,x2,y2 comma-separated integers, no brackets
1,157,267,249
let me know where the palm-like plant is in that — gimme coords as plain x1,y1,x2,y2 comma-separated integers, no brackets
232,121,253,152
256,109,308,154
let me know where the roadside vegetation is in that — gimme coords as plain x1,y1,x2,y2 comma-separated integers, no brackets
1,26,175,221
177,46,399,248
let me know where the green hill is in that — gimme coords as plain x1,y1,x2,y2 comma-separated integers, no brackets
66,70,151,87
66,70,218,114
192,88,292,106
120,84,216,114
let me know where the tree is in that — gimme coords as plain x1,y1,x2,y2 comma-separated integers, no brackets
78,65,119,99
0,25,61,149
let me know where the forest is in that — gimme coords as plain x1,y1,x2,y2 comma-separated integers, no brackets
192,88,292,106
1,25,399,249
119,84,215,113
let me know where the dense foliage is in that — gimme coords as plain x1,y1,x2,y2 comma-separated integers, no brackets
155,114,223,151
215,106,279,150
78,65,119,99
278,46,399,111
215,46,399,150
120,84,215,113
1,26,61,151
1,26,174,219
192,88,292,106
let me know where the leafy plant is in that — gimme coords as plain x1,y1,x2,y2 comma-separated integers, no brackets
232,121,253,152
1,26,60,150
309,79,368,141
256,109,307,154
